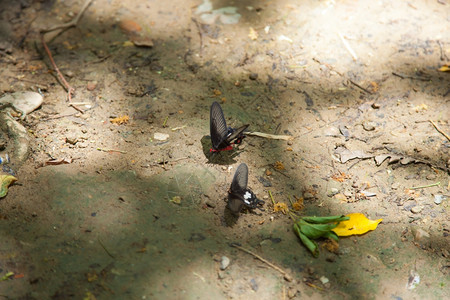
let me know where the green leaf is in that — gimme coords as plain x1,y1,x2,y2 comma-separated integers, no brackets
294,224,319,257
301,215,349,224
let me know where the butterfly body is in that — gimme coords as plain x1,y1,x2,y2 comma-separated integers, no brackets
210,101,249,152
227,163,265,215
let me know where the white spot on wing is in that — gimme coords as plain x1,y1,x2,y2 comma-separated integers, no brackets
244,191,251,200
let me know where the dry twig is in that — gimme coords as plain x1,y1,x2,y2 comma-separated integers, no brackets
39,0,94,113
337,32,358,61
230,243,293,282
429,120,450,142
246,131,293,140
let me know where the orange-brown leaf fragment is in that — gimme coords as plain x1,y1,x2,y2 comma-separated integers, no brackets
119,19,142,34
110,115,129,125
292,197,304,211
331,171,351,182
331,213,382,236
273,202,289,214
274,161,285,170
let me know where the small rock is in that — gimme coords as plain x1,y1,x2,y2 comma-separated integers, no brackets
249,73,258,80
319,276,329,284
220,256,230,270
434,195,445,205
87,81,97,91
303,191,314,199
258,176,272,187
249,278,258,291
205,200,216,208
328,188,339,197
189,233,205,242
411,206,422,214
344,190,352,198
287,288,298,299
154,132,169,141
412,227,430,242
334,193,347,202
391,182,400,190
323,126,340,136
362,121,376,131
371,102,381,109
65,136,78,145
426,173,437,180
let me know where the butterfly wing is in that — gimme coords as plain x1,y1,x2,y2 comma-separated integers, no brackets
230,163,248,194
226,124,249,145
227,195,245,216
210,102,229,150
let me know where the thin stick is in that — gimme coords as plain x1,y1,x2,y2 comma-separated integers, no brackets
162,116,168,127
347,78,373,94
98,237,115,259
392,72,430,81
97,148,127,154
337,32,358,61
230,243,293,282
268,190,275,205
41,0,94,34
429,120,450,141
40,35,75,101
409,182,440,190
191,18,203,56
246,131,293,140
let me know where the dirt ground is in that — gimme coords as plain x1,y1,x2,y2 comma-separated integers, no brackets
0,0,449,299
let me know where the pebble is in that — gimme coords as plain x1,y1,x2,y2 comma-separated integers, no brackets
287,288,298,298
362,121,376,131
154,132,169,141
426,173,437,180
205,200,216,208
411,206,422,214
323,126,340,136
344,190,353,198
319,276,329,284
65,136,78,145
371,102,380,109
391,182,400,190
303,192,314,199
220,256,230,270
434,195,445,205
412,227,430,241
87,81,97,91
249,73,258,80
334,193,347,202
328,188,339,197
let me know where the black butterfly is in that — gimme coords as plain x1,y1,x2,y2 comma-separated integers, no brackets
210,101,249,152
228,163,265,215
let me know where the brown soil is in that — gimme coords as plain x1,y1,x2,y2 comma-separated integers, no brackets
0,0,449,299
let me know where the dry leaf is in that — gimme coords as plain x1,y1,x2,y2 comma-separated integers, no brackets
110,115,129,125
248,27,258,40
331,171,352,182
438,64,450,72
0,175,17,198
274,161,285,170
273,202,289,214
413,103,428,112
334,146,372,163
119,19,142,34
292,197,304,211
332,213,382,236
